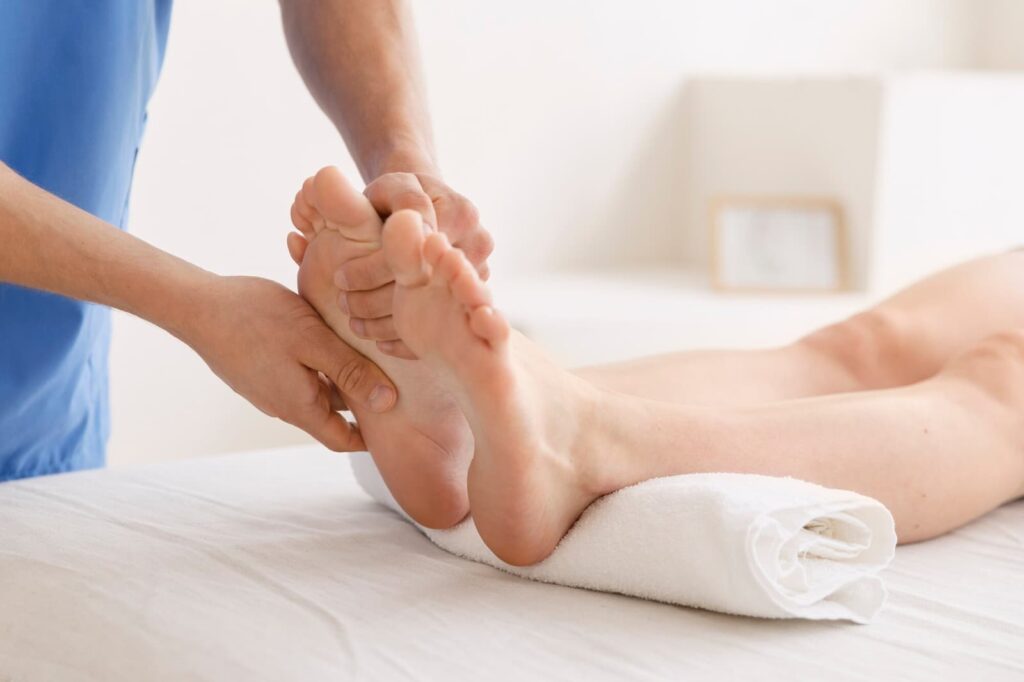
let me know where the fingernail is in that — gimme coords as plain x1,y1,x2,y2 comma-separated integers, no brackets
337,292,350,315
350,318,366,336
368,385,395,412
334,269,348,289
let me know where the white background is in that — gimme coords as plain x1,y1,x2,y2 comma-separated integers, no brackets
111,0,1023,465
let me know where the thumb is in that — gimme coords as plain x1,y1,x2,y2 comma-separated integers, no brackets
302,326,397,414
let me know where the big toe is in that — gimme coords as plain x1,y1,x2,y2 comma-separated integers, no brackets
383,210,430,286
312,166,380,241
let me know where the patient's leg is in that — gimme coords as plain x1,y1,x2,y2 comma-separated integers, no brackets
291,167,473,529
578,251,1024,405
669,340,1024,545
382,216,1024,564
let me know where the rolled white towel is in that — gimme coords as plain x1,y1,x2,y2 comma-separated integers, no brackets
350,452,896,623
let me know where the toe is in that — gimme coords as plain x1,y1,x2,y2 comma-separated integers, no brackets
299,179,324,229
435,248,468,284
286,231,309,266
290,203,314,236
312,166,380,241
450,266,492,308
469,306,511,345
422,232,450,268
292,188,317,236
382,209,430,287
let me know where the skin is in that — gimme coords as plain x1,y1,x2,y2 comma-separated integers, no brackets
379,214,1024,565
0,164,391,450
292,168,1024,566
293,167,473,528
2,0,493,452
280,0,494,359
576,251,1024,405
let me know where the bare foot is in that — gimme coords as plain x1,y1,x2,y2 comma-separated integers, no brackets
382,209,613,565
291,167,473,529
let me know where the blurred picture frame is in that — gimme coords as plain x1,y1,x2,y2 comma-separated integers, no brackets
709,196,848,293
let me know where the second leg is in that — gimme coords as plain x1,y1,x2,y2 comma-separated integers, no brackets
577,250,1024,405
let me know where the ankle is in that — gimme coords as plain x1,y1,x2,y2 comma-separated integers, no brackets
572,383,670,497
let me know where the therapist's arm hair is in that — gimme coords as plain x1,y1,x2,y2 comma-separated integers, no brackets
0,161,397,450
278,0,437,180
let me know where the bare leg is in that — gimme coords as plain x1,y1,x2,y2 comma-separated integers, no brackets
577,251,1024,405
382,217,1024,564
600,340,1024,546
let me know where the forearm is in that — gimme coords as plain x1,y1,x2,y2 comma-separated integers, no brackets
279,0,437,180
0,163,214,343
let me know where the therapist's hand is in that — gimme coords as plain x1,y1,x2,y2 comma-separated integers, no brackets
363,171,493,277
287,172,494,358
183,274,397,451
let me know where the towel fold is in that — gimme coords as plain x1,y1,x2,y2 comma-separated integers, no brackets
350,452,896,623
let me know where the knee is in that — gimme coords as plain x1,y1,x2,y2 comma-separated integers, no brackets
948,330,1024,401
967,329,1024,361
797,309,921,389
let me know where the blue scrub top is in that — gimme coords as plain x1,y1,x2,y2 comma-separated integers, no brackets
0,1,172,481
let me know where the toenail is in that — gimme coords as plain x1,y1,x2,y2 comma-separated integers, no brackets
351,318,366,336
334,269,349,289
337,293,350,315
368,385,396,412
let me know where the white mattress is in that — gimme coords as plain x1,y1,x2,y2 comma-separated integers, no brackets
1,445,1022,681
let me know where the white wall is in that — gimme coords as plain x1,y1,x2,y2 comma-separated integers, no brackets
679,77,883,289
975,0,1024,69
110,0,1007,465
418,0,979,275
872,73,1024,290
109,1,351,464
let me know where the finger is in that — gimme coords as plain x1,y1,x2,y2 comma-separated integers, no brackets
317,371,348,412
432,193,479,242
295,406,366,452
328,383,348,412
287,232,309,266
377,339,418,360
364,172,439,228
454,225,495,269
334,249,394,292
285,369,363,451
301,325,397,413
340,282,395,319
414,175,492,270
350,315,399,342
418,176,479,238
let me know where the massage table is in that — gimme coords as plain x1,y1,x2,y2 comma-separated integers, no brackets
2,445,1022,680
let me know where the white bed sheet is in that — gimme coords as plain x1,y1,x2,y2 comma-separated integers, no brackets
1,445,1021,681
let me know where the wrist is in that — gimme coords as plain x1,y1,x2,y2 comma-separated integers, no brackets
148,266,225,349
362,140,439,180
